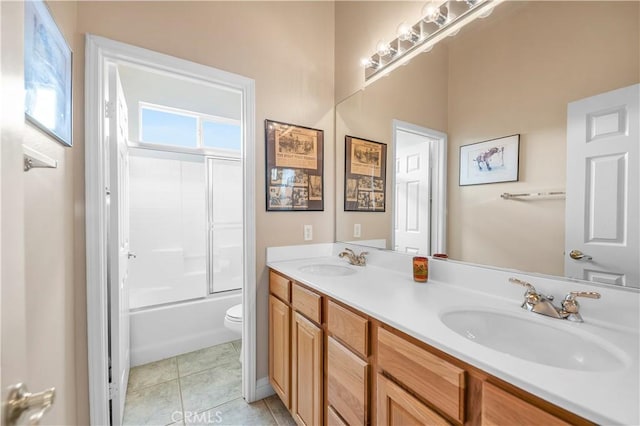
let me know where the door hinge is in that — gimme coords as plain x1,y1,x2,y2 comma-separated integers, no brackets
104,100,115,119
108,383,117,400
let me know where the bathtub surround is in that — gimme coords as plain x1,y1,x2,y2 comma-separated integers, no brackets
129,294,241,366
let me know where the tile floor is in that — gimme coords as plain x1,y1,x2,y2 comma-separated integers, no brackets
123,340,295,426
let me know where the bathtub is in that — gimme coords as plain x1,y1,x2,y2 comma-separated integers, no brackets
130,292,241,366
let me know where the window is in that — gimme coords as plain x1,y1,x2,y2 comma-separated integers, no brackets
139,103,241,154
203,120,241,151
141,108,197,148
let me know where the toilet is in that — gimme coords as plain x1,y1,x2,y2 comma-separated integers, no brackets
224,303,243,362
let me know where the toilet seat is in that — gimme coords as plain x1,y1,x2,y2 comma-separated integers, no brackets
225,304,242,322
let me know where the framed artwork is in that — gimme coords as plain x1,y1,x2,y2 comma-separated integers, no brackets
24,0,73,147
344,136,387,212
459,134,520,186
265,119,324,211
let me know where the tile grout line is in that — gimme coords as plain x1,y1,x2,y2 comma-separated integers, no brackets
178,360,242,380
264,397,281,426
176,357,186,425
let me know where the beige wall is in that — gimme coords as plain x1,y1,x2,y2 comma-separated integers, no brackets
334,1,639,277
335,46,448,245
72,1,335,417
447,1,639,274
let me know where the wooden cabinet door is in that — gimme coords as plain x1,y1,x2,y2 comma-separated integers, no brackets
377,374,451,426
292,312,323,426
327,337,368,425
269,295,291,408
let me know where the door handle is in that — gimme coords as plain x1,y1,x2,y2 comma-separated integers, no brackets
5,383,55,425
127,252,137,259
569,250,592,261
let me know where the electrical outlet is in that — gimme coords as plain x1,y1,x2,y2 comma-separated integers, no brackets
303,224,313,241
354,223,361,238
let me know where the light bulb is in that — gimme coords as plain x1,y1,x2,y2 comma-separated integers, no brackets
397,22,412,40
423,3,448,27
360,57,372,67
376,40,391,57
397,22,420,43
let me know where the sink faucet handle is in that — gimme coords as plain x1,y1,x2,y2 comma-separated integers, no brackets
565,291,601,300
561,291,601,322
562,291,601,311
509,277,537,292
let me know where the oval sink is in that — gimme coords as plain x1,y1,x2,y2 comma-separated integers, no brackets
440,309,627,371
297,264,357,276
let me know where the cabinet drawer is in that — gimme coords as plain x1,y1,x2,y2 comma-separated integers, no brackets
292,283,322,323
269,270,290,302
327,337,369,425
327,300,368,357
377,373,450,426
377,327,465,424
482,382,569,426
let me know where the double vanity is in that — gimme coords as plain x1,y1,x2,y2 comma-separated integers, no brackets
266,243,639,425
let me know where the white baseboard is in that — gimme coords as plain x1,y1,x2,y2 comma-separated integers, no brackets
255,376,275,400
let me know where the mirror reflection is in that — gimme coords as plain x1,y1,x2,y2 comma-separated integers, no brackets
335,1,639,287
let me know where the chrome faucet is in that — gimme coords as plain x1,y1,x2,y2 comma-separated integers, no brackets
339,248,368,266
509,277,600,322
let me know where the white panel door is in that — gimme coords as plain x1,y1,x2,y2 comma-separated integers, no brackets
108,63,131,424
565,84,639,286
1,1,29,421
394,131,431,254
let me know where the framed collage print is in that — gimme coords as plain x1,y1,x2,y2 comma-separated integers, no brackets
344,136,387,212
265,120,324,211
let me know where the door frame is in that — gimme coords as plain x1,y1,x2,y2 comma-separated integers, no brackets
85,34,256,425
391,120,447,254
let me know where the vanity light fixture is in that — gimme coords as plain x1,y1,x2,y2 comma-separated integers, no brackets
362,0,502,86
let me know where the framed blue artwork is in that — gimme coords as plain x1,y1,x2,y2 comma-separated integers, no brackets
24,0,73,147
459,134,520,186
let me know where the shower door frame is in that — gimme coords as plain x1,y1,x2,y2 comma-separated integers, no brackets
85,34,257,425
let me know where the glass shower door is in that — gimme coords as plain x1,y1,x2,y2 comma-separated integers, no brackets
207,157,244,293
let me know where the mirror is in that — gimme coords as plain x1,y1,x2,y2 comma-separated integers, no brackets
335,1,639,287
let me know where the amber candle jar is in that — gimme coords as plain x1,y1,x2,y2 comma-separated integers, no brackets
413,256,428,282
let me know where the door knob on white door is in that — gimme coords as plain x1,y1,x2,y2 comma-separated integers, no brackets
5,383,55,425
569,250,592,261
127,252,137,259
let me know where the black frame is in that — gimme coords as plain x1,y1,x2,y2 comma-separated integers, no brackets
344,135,387,212
458,134,520,186
265,119,324,211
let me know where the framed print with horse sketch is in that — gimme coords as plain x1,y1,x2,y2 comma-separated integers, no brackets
459,134,520,186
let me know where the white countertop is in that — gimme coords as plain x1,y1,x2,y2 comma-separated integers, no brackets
267,246,639,425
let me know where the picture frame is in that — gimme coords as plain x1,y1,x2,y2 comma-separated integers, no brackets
459,134,520,186
344,136,387,212
265,119,324,211
24,0,73,147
